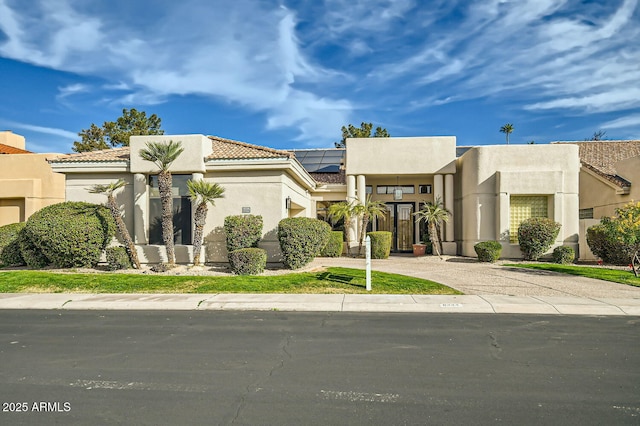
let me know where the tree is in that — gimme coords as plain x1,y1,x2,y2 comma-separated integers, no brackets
334,122,390,148
413,197,450,257
586,130,607,141
355,195,387,255
89,179,141,269
328,201,356,256
187,179,225,267
139,140,184,267
499,123,514,144
73,108,164,152
612,202,640,277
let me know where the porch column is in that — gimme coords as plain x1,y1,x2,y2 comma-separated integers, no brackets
444,174,454,242
356,175,366,205
133,173,148,244
433,174,444,205
346,174,357,247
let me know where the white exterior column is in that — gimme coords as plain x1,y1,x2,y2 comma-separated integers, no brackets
346,174,357,247
433,174,444,205
444,174,454,242
133,173,148,244
356,175,366,205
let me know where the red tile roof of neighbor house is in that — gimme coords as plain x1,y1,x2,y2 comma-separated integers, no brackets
555,140,640,189
0,143,33,154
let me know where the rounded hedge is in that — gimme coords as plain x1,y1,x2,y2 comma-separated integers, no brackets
367,231,392,259
22,202,115,268
474,241,502,263
278,217,331,269
552,246,575,264
320,231,343,257
224,215,263,254
517,217,561,261
228,248,267,275
0,222,26,267
586,221,633,265
106,246,132,270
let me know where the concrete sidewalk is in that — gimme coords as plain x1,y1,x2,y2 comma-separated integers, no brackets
0,293,639,316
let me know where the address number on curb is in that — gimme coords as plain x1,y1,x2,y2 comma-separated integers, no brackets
440,303,463,308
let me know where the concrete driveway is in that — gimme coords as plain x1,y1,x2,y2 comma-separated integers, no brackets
308,255,640,299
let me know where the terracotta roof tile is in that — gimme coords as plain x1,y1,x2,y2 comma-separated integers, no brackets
50,147,131,163
0,143,32,154
555,140,640,188
206,136,293,160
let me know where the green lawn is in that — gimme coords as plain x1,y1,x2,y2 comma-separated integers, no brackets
505,263,640,287
0,267,461,295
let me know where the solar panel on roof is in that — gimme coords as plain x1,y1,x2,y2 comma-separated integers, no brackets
290,149,344,174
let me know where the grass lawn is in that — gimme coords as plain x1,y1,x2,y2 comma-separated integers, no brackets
505,263,640,287
0,267,461,295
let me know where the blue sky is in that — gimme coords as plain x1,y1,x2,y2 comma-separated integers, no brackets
1,0,639,153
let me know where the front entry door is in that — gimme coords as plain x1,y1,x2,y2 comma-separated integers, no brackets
378,203,414,252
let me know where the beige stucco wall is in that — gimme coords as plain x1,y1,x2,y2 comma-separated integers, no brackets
346,137,456,175
0,154,66,226
579,156,640,219
457,145,580,259
130,135,211,174
0,131,26,149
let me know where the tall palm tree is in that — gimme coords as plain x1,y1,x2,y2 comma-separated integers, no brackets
139,140,184,266
187,179,225,267
356,195,387,255
413,197,451,257
89,179,141,269
328,200,356,256
500,123,514,144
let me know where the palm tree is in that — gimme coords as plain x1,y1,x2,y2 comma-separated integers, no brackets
356,195,387,255
89,179,141,269
187,179,225,267
500,123,514,144
328,200,356,256
139,140,184,266
413,197,451,257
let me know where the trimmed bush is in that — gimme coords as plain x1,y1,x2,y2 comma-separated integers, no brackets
0,222,26,267
552,246,575,264
228,248,267,275
22,202,115,268
224,215,263,253
368,231,392,259
105,246,132,270
586,221,633,265
517,217,561,261
278,217,331,269
320,231,343,257
19,229,50,268
474,241,502,263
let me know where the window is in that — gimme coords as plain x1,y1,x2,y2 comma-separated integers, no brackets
419,185,432,194
579,208,594,219
376,185,415,195
149,175,192,245
366,185,372,194
509,196,548,243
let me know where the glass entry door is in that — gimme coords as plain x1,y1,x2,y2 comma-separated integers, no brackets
378,203,414,252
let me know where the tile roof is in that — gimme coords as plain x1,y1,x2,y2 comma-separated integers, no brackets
0,143,33,154
50,147,131,163
206,136,293,160
555,140,640,188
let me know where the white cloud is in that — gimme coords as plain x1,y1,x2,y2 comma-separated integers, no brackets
3,121,77,139
601,114,640,130
57,83,90,99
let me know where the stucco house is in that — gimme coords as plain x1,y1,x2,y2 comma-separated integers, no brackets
49,134,581,263
0,131,65,227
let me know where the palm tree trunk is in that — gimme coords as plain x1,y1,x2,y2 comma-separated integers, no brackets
429,223,441,257
107,194,141,269
158,170,175,266
358,213,370,255
192,203,207,266
344,217,352,256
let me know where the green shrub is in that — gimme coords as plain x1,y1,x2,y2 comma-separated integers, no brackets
474,241,502,263
224,215,263,253
586,220,633,265
368,231,392,259
552,246,575,264
18,228,50,268
22,202,115,268
105,246,132,270
278,217,331,269
320,231,343,257
517,217,561,261
228,248,267,275
0,222,26,266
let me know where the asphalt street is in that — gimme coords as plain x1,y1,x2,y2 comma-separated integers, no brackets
0,310,638,425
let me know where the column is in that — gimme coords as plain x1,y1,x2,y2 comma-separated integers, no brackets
346,175,357,247
133,173,147,244
444,174,454,242
433,174,444,205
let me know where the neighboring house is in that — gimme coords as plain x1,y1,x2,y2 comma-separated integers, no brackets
0,131,65,227
554,140,640,260
49,133,581,263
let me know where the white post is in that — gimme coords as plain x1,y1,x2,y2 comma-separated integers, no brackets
365,235,371,291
